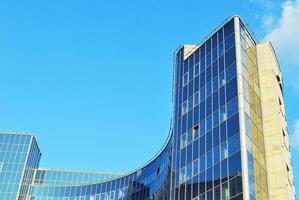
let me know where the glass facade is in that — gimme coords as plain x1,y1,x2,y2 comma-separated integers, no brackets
2,16,291,200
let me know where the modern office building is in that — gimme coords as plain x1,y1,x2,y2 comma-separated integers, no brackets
0,16,296,200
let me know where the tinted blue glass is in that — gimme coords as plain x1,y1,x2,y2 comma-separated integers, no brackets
227,113,240,138
182,114,187,133
214,163,220,186
228,134,240,156
200,136,205,155
213,92,219,111
184,59,188,74
187,144,192,163
206,66,212,82
213,126,219,147
200,71,205,88
225,47,236,68
219,56,224,73
228,151,242,177
230,176,243,197
193,140,199,160
206,96,212,116
226,63,237,81
226,77,238,102
225,33,235,51
227,97,238,117
206,131,213,152
212,34,217,49
188,110,193,129
188,81,193,97
224,19,234,39
206,39,211,54
200,101,205,120
212,61,218,78
195,49,200,64
220,122,227,143
194,105,199,126
181,148,186,167
220,86,226,107
183,86,188,101
206,167,213,190
218,29,223,43
194,76,199,92
221,159,228,182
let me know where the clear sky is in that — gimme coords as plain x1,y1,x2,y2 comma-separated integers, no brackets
0,0,298,195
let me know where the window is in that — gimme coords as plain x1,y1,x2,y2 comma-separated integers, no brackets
228,134,240,156
225,47,236,68
221,142,228,160
226,77,238,102
228,151,242,178
193,160,198,176
227,113,239,139
180,167,186,183
229,176,243,197
181,134,187,149
227,98,238,117
225,33,235,51
226,63,237,81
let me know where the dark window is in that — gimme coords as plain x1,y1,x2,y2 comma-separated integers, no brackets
206,167,213,190
183,86,188,102
206,53,211,67
195,49,200,64
206,131,213,152
200,71,205,88
200,101,205,120
227,97,238,117
225,47,236,68
188,111,193,130
200,136,205,155
193,105,199,126
206,65,212,83
213,92,219,111
213,61,218,78
228,151,242,178
212,34,218,49
214,163,220,186
184,59,188,74
194,76,199,93
227,113,240,139
193,140,199,160
206,39,212,54
229,176,243,197
218,28,223,43
188,81,193,98
226,77,238,102
181,148,186,167
221,158,228,182
220,121,227,143
192,176,199,198
220,86,226,107
219,56,224,73
225,33,235,51
226,63,237,81
187,144,192,163
224,19,234,39
182,114,187,133
228,134,240,156
213,126,220,147
206,96,212,117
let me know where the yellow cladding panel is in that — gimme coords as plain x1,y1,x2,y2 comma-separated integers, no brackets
256,42,296,200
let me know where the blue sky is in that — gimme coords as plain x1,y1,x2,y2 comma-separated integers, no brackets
0,0,298,194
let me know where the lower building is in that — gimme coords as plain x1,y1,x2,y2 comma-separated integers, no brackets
0,16,296,200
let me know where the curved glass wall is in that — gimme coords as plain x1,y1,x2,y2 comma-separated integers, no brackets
0,16,277,200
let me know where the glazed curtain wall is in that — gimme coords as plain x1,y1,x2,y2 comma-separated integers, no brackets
27,138,172,200
171,18,243,200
